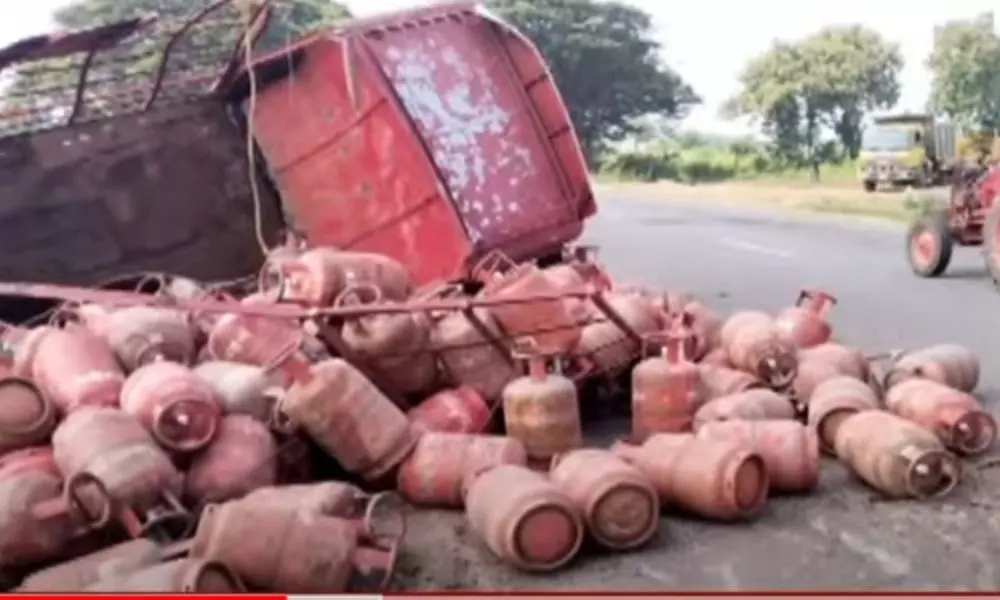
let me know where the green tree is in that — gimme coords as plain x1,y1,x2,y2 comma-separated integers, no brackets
927,12,1000,132
488,0,699,163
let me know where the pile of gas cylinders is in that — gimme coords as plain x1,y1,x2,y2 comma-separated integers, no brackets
0,242,994,589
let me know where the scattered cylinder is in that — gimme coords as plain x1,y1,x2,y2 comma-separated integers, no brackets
774,290,836,349
549,449,659,551
30,325,125,413
720,311,798,389
104,307,196,371
807,376,881,455
833,410,961,499
631,331,707,441
0,377,57,454
19,538,187,591
184,415,278,504
276,359,416,481
84,558,244,593
885,378,996,456
501,355,582,462
885,344,980,393
574,293,660,378
698,364,764,400
268,246,412,305
120,361,222,453
192,361,277,422
612,434,768,521
464,465,583,572
241,481,373,518
798,343,870,381
396,433,527,507
407,386,491,434
678,300,723,361
700,347,731,368
696,420,820,494
430,304,518,405
692,389,796,432
790,357,848,411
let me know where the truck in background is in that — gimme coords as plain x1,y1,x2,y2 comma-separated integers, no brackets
857,113,959,192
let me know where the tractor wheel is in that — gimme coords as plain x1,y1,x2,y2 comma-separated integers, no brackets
982,205,1000,290
863,180,877,193
906,212,953,278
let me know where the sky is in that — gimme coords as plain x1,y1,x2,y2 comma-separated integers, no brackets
2,0,998,136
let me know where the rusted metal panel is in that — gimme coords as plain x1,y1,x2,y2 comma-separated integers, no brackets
0,100,283,286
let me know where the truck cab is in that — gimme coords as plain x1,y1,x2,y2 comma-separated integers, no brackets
858,115,932,191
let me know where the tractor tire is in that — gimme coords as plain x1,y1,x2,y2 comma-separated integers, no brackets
906,211,953,278
982,205,1000,290
863,180,877,193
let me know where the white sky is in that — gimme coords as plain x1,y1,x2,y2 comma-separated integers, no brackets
2,0,998,136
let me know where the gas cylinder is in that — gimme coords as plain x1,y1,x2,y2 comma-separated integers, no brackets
631,331,707,441
103,306,196,371
698,365,764,401
84,558,244,593
192,361,278,422
807,377,880,455
205,294,308,381
612,434,768,521
464,464,583,572
30,325,125,413
52,407,184,513
692,389,796,432
679,300,723,360
396,433,527,507
430,303,518,404
11,326,50,379
543,264,594,326
276,358,417,481
884,344,980,393
185,416,277,504
120,361,222,453
241,481,374,519
0,377,56,453
774,290,836,349
338,284,437,398
700,347,731,368
573,293,661,378
474,251,582,355
407,386,491,434
790,357,848,412
268,246,412,305
19,538,187,591
833,410,961,499
501,355,582,462
68,303,115,340
798,343,870,380
885,378,996,456
190,499,398,593
720,311,798,389
549,449,659,551
696,420,820,494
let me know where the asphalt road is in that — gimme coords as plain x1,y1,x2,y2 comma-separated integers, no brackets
399,194,1000,592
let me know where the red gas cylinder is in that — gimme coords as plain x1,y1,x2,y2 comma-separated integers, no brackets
266,246,413,305
573,292,661,378
276,359,417,481
678,300,723,361
720,311,798,389
807,377,881,455
696,420,820,494
774,290,836,349
84,558,244,593
338,284,437,398
190,499,398,593
104,307,196,371
698,364,764,400
700,347,731,368
205,295,309,383
612,434,769,521
120,361,222,453
631,331,707,441
474,250,582,355
396,433,527,507
68,303,116,340
501,354,582,462
430,301,518,405
885,378,996,456
184,416,277,504
790,357,849,412
549,449,659,551
11,326,50,379
543,263,593,326
19,538,187,591
192,361,277,422
241,481,379,519
407,386,491,434
0,377,56,454
464,464,583,572
799,343,870,381
885,344,980,393
30,325,125,413
692,389,796,431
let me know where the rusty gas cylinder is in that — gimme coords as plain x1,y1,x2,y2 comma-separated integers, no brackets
0,377,56,454
241,481,373,518
631,331,707,442
407,386,491,434
84,558,244,593
338,284,437,398
464,464,583,572
430,302,517,404
192,361,277,422
11,326,50,379
501,354,582,462
276,358,416,481
885,378,996,456
696,420,820,494
205,295,307,379
698,364,764,401
543,264,593,326
798,343,870,380
190,499,398,593
574,292,660,378
612,434,768,521
774,290,836,349
833,410,961,499
807,377,880,455
700,347,731,367
52,407,184,512
120,361,222,453
185,416,277,504
720,311,798,389
885,344,980,393
692,389,796,432
30,325,125,413
679,300,723,360
474,251,582,355
19,537,187,591
104,307,196,371
269,246,412,305
790,357,848,411
397,432,527,507
549,449,659,551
